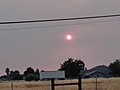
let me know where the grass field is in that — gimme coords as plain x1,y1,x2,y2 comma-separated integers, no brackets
0,78,120,90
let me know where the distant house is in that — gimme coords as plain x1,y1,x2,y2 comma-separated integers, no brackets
81,65,112,78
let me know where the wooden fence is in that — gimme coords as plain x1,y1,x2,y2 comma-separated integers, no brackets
51,76,81,90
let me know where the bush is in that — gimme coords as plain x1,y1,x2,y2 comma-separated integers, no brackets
25,74,39,81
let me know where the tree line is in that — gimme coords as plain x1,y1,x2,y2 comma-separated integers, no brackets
0,58,84,81
0,58,120,81
4,67,40,81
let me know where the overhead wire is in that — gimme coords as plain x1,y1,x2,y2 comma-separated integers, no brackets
0,14,120,25
0,17,120,31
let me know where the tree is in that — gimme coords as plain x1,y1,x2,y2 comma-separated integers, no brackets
9,70,22,80
59,58,85,78
25,74,39,81
24,67,34,77
5,68,10,76
109,60,120,77
34,69,40,79
24,67,39,81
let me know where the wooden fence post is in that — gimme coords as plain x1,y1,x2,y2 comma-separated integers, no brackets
78,76,82,90
51,77,81,90
96,77,97,90
11,82,13,90
51,78,55,90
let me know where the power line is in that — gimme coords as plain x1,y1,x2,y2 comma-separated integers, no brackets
0,14,120,25
0,18,120,31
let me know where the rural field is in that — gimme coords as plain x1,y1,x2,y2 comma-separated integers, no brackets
0,78,120,90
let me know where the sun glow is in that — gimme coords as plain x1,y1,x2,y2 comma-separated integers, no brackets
66,35,72,40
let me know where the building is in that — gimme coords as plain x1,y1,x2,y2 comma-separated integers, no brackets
81,65,112,78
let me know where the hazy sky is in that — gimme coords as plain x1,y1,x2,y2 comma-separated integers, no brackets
0,0,120,75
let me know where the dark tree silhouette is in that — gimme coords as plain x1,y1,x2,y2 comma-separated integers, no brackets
24,67,34,77
5,68,10,76
27,67,34,74
9,70,22,80
34,69,40,77
24,67,39,81
59,58,85,78
109,60,120,77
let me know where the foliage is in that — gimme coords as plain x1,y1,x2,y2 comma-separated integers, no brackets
3,67,39,81
59,58,85,78
34,69,40,78
9,70,22,80
4,68,22,80
24,67,40,81
24,67,34,77
5,68,10,76
25,74,39,81
109,60,120,77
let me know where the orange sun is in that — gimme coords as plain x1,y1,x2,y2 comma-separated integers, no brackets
66,35,72,40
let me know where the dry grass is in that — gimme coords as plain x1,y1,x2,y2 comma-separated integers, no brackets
82,78,120,90
0,78,120,90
